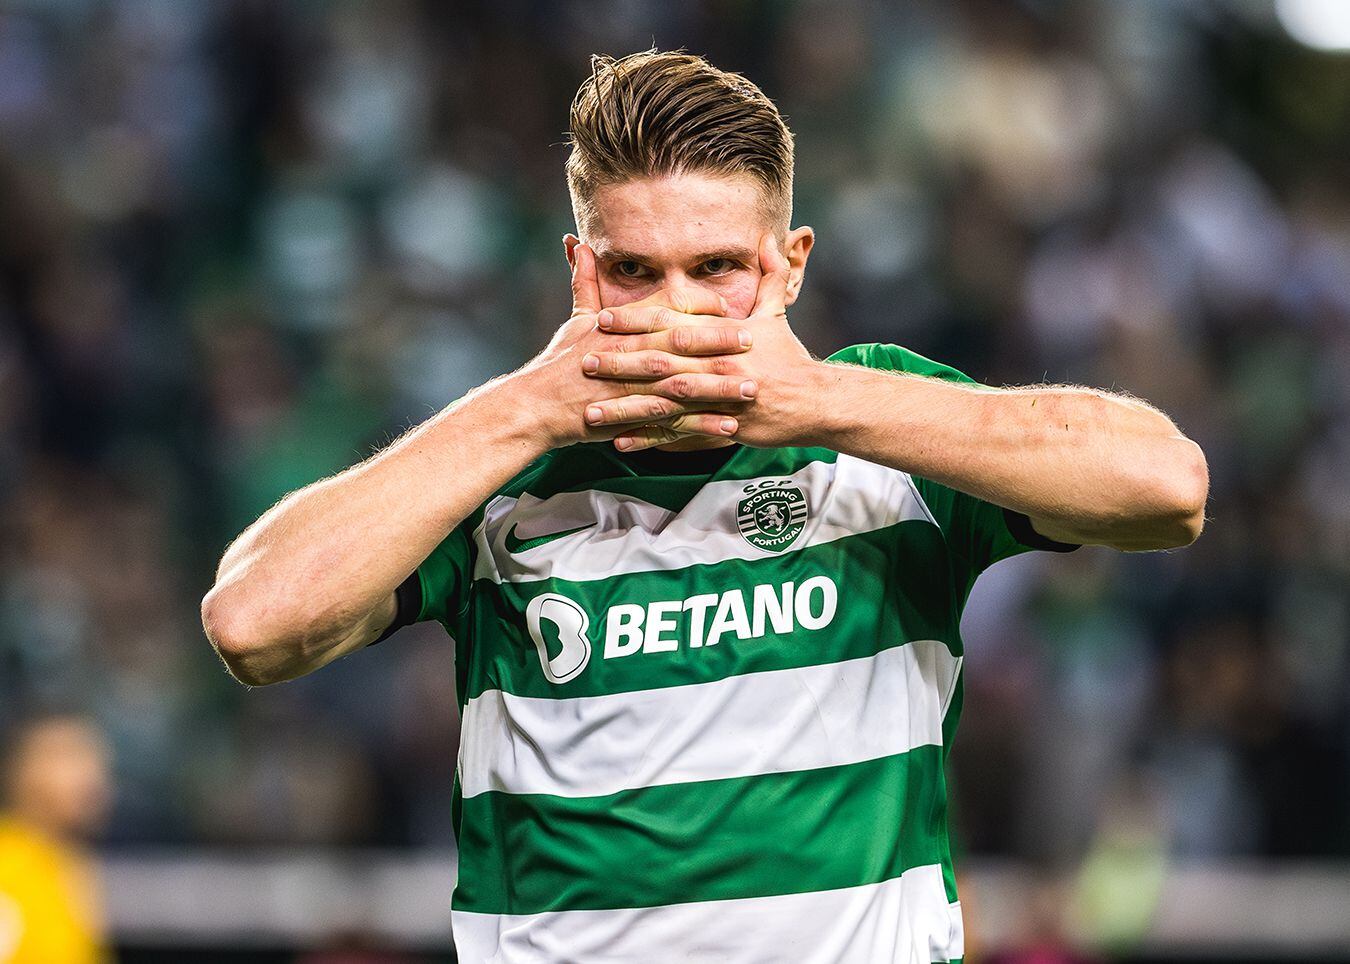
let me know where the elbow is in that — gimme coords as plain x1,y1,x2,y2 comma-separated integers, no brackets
1156,439,1210,548
201,586,290,686
1108,439,1208,552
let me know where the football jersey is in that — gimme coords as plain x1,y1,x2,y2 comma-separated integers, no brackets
405,343,1078,963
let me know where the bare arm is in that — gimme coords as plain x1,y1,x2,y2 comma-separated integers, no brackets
201,377,551,685
202,245,758,685
805,368,1208,551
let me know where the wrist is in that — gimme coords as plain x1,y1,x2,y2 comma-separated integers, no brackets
459,369,561,458
495,363,584,452
794,359,856,448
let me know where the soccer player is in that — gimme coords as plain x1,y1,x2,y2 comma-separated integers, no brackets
202,51,1208,962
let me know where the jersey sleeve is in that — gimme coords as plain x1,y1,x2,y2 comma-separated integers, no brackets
823,343,1080,577
370,517,478,645
414,520,477,624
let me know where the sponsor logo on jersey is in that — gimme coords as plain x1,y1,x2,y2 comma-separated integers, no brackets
525,593,592,683
522,576,839,683
737,479,808,553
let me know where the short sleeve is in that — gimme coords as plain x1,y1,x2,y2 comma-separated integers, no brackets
824,343,1080,575
369,519,478,646
415,520,477,625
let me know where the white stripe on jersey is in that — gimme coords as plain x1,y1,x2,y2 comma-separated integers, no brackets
471,454,934,585
458,640,960,800
451,864,964,964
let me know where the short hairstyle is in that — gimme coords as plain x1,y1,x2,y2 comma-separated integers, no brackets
566,50,795,234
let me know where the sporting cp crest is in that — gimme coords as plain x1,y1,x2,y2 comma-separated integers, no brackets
737,479,808,552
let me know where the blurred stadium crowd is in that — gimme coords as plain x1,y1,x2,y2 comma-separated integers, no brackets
1,0,1348,878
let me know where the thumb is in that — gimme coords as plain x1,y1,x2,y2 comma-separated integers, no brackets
570,242,603,316
752,232,791,317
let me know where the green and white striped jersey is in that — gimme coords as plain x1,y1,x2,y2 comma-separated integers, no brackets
407,343,1077,963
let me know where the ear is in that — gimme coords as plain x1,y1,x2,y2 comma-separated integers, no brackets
563,233,582,269
783,226,814,307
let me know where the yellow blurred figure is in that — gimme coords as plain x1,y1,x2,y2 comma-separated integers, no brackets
0,715,113,964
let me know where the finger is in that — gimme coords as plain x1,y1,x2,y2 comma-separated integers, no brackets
650,372,757,404
583,349,679,381
582,349,744,381
654,287,728,317
751,231,791,317
597,303,727,334
614,425,687,452
662,412,741,438
613,285,728,317
585,393,750,427
591,326,756,364
584,394,684,427
615,414,740,452
570,242,602,316
657,324,752,356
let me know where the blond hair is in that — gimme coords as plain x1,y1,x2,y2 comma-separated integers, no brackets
566,50,794,233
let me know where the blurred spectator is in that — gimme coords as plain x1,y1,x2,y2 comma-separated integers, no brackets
0,714,113,963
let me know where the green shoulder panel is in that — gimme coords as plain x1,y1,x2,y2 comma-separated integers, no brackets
824,342,988,385
824,343,1050,582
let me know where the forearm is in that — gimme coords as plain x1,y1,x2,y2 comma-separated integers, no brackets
805,363,1208,548
202,372,549,683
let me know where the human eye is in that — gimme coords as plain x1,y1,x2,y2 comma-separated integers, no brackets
614,260,648,279
698,258,738,276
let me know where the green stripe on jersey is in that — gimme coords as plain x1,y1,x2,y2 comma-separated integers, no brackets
453,743,950,916
459,521,960,701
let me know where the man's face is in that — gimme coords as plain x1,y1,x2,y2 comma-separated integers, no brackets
570,172,811,320
5,718,112,839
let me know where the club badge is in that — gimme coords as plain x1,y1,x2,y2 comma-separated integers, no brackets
737,479,808,553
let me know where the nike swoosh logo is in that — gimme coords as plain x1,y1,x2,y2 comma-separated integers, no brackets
504,522,596,554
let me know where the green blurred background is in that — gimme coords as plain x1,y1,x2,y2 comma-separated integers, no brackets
2,0,1349,959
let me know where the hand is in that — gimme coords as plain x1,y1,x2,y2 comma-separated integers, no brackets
582,233,824,451
517,243,760,449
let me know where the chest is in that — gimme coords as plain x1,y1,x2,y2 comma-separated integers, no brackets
454,456,959,701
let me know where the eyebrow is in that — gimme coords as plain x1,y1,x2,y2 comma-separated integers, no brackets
594,246,758,265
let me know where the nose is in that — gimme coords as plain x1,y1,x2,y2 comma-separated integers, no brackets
659,270,700,293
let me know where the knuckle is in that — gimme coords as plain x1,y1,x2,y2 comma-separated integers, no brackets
645,353,670,377
655,307,677,329
667,375,692,400
709,356,737,377
671,326,695,354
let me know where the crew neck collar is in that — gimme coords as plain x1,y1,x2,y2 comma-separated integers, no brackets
615,442,741,475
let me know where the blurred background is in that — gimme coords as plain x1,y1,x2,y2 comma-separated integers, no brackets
1,0,1348,960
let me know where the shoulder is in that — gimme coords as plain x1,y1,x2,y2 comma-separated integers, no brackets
824,343,981,387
